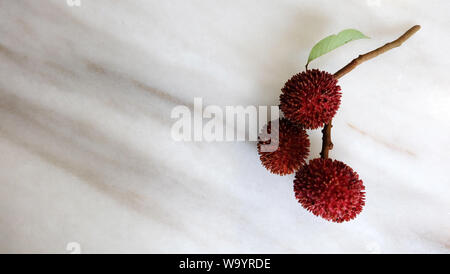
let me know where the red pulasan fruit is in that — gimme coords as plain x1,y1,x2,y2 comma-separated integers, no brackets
257,118,310,175
294,158,365,223
280,69,341,129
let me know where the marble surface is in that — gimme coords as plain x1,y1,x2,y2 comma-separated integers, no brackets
0,0,449,253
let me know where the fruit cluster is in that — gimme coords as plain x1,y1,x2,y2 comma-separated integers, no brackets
258,69,365,223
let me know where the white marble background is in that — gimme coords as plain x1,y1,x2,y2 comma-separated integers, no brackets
0,0,449,253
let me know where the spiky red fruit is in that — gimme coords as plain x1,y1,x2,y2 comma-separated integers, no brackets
280,69,341,129
294,158,365,223
257,118,310,175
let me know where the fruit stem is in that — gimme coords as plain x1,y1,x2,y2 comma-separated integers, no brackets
320,25,421,159
320,122,333,159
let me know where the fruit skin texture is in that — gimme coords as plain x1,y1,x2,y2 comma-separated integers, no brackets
294,158,365,223
280,69,341,129
257,118,310,175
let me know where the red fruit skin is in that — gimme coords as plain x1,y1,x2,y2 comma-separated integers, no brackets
294,158,365,223
280,69,341,129
257,118,310,175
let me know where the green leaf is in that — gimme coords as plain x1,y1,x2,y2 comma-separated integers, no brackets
307,29,370,66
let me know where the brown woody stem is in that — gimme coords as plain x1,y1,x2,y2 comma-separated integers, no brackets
320,25,421,159
320,122,333,159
